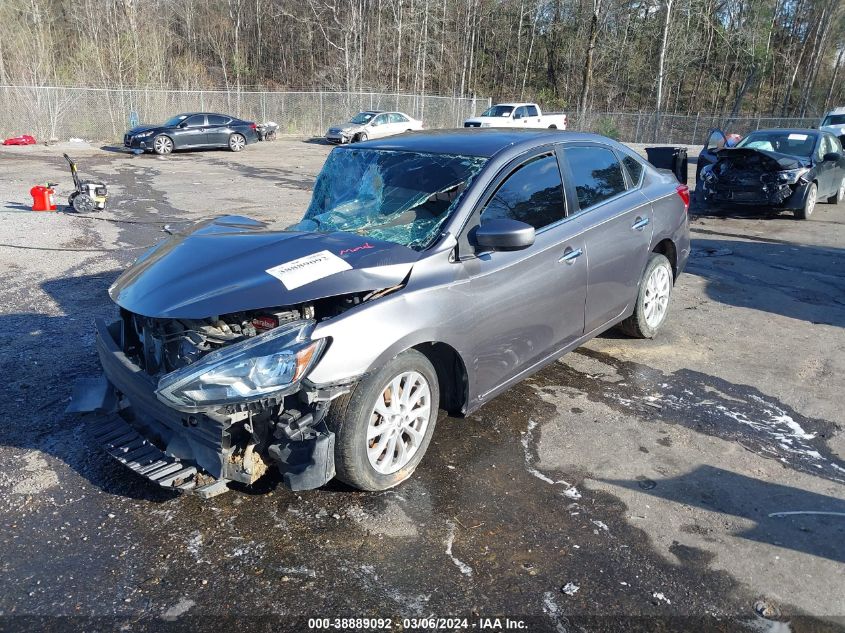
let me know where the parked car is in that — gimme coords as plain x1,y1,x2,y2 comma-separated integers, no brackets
697,128,845,219
124,112,259,155
325,111,423,144
464,103,567,129
83,129,689,496
820,107,845,143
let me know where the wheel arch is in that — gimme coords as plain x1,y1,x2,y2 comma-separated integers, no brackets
651,238,678,280
411,341,469,416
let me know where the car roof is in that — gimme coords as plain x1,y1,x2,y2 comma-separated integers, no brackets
826,107,845,115
176,112,237,118
747,128,821,136
344,128,610,158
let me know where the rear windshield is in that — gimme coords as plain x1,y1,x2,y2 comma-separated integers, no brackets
292,149,488,250
481,105,514,118
736,131,817,158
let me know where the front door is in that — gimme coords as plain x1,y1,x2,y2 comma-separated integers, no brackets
814,134,838,197
368,113,390,139
696,128,726,183
461,150,587,401
172,114,208,148
560,144,654,333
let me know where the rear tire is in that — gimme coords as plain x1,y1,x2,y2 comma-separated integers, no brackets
618,253,674,339
548,125,557,129
794,182,817,219
826,177,844,204
229,133,246,152
326,350,439,491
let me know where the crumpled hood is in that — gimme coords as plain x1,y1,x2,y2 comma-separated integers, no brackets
717,147,808,170
127,125,158,135
329,122,365,134
110,215,421,319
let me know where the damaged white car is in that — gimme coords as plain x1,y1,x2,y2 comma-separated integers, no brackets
73,129,690,497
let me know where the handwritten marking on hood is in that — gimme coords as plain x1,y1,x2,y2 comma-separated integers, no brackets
265,250,352,290
339,242,375,257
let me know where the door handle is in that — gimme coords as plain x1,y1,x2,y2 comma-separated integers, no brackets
632,217,650,231
559,247,583,264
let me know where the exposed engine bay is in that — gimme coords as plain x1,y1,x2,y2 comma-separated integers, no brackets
700,147,810,207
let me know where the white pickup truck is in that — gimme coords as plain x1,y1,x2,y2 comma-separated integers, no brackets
464,102,568,130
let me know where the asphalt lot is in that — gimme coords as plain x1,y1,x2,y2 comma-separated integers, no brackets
0,138,843,632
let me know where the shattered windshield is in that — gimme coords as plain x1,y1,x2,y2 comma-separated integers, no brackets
481,105,514,117
350,112,376,125
736,131,817,157
292,148,488,250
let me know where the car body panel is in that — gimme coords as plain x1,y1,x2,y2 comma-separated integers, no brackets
123,112,258,152
91,128,689,491
325,110,423,144
698,128,845,209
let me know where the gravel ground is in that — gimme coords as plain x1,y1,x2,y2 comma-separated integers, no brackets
0,138,843,633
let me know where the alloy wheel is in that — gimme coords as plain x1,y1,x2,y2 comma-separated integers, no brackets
366,371,432,475
229,134,245,151
643,264,671,328
806,185,817,215
154,136,173,154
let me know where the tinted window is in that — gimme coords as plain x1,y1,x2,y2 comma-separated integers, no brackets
564,146,627,210
526,105,539,117
622,155,644,186
208,114,229,125
184,115,205,127
481,154,565,230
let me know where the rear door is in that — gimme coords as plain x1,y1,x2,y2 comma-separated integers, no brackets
559,144,654,333
206,114,231,146
460,150,588,400
172,114,207,148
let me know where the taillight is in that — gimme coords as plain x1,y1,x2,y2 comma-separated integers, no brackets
676,184,690,212
250,123,257,130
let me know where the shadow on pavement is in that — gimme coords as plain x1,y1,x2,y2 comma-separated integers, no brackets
687,237,845,328
603,465,845,563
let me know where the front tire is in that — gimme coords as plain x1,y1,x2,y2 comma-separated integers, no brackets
326,350,439,491
152,134,173,155
826,177,844,204
228,133,246,152
619,253,674,339
352,132,368,143
794,182,817,219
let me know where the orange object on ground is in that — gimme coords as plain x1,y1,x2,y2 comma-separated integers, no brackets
30,185,57,211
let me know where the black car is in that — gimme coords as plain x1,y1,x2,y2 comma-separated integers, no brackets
124,112,259,155
697,128,845,219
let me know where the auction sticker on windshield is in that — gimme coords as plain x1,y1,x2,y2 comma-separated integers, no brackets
788,133,808,140
266,250,352,290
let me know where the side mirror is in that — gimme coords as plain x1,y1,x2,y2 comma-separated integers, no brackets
823,152,841,162
475,219,535,252
178,122,188,128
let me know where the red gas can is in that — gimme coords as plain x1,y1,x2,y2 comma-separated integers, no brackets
30,185,57,211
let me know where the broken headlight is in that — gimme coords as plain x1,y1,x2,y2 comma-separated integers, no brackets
777,167,810,184
155,320,324,412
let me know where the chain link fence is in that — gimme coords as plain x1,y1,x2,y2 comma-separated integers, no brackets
576,110,820,146
0,85,491,141
0,85,821,145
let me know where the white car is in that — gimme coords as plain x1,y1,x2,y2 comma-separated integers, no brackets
325,111,423,144
464,102,568,130
821,107,845,140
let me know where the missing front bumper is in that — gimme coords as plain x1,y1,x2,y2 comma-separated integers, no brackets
75,318,337,496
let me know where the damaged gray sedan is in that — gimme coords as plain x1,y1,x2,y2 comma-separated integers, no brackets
82,129,690,496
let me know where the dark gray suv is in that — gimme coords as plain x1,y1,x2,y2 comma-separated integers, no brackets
87,129,691,496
